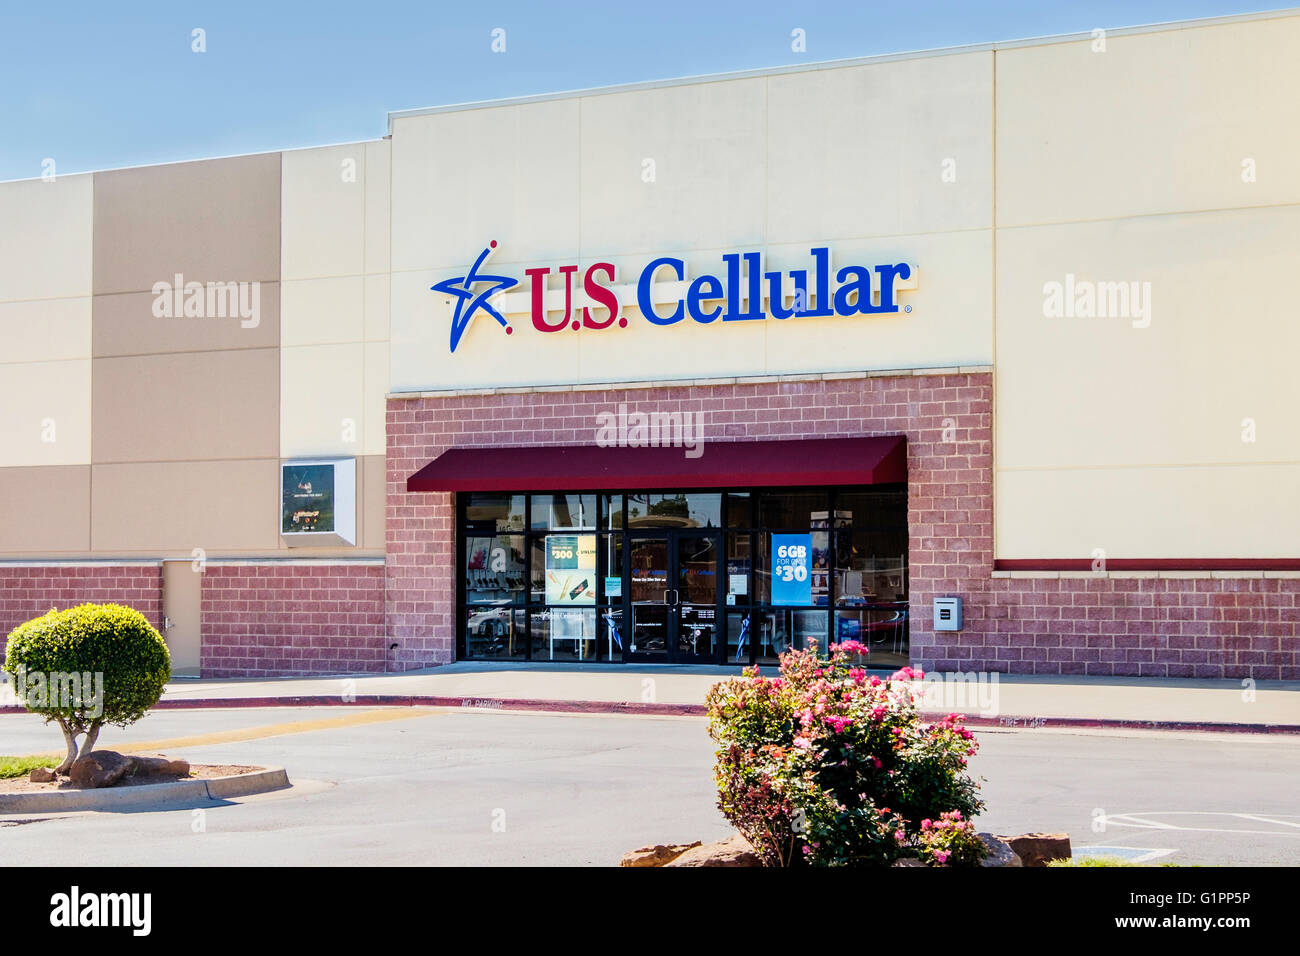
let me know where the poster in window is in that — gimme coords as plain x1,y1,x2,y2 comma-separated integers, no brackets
545,534,596,605
771,533,813,606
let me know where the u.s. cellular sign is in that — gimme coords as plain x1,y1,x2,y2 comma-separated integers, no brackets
433,241,918,353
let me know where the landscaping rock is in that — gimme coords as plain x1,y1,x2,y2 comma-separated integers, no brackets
997,832,1071,867
664,833,761,867
29,767,57,783
977,832,1023,867
131,755,191,777
620,842,702,867
68,750,133,789
892,857,927,867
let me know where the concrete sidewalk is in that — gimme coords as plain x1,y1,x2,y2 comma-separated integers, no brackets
150,662,1300,734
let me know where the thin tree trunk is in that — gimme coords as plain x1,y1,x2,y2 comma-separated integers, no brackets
81,721,102,758
54,717,79,774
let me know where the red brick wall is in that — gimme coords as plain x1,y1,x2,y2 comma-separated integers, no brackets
388,371,1298,680
0,564,163,655
200,564,387,677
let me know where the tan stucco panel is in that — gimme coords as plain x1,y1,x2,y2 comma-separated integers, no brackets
91,459,279,553
92,285,280,357
91,349,279,464
93,153,281,296
0,465,90,553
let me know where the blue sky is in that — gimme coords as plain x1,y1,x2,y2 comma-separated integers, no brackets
0,1,1286,180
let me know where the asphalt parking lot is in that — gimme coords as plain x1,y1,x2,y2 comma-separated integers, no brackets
1,706,1297,866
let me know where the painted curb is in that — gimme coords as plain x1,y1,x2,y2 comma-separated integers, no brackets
3,697,1296,735
7,695,1290,735
0,766,290,814
951,713,1300,735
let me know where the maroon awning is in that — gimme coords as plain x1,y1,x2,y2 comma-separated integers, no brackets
406,435,906,492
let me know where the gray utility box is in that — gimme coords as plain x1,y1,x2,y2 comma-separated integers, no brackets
933,596,963,631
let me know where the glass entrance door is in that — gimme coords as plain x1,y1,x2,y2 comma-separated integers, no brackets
627,531,722,663
629,534,670,660
674,531,720,662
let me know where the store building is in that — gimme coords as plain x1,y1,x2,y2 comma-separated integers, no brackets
2,10,1298,679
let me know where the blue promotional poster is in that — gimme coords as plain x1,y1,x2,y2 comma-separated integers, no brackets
771,534,812,606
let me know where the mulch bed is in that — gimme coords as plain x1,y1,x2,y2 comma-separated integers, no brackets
0,764,261,793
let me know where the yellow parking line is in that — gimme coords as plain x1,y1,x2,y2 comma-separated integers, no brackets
21,707,440,758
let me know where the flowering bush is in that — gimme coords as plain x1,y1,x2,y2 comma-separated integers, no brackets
706,640,984,867
916,810,986,867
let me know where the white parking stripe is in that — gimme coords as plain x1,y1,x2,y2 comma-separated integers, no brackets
1230,813,1300,830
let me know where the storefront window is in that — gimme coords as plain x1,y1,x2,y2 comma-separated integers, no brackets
834,530,908,606
465,493,526,533
626,493,721,529
725,533,751,608
833,490,906,528
459,486,907,666
601,533,624,603
835,608,908,665
600,494,625,529
465,607,526,660
530,607,600,662
465,534,525,604
758,490,828,530
531,493,596,530
724,492,751,528
726,611,752,663
753,609,828,665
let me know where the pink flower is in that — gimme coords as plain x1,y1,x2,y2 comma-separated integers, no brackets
935,850,950,864
833,640,871,657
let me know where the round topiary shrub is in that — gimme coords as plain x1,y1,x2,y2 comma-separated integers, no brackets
706,640,985,867
3,603,171,772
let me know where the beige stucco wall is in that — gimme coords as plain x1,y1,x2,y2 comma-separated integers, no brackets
279,141,390,462
993,13,1300,559
0,175,94,473
388,51,996,391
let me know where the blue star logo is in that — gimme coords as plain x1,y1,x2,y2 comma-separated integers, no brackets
431,240,519,353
